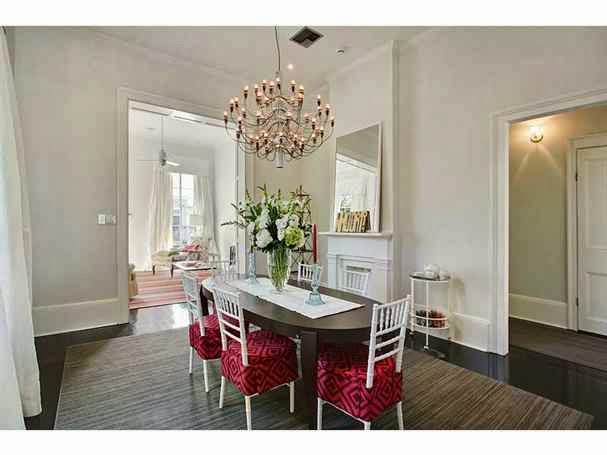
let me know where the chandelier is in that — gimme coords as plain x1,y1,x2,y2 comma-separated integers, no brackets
223,27,335,168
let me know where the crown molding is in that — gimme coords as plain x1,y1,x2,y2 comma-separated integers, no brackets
397,27,449,53
90,28,249,85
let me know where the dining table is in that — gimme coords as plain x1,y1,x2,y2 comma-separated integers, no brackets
200,274,376,429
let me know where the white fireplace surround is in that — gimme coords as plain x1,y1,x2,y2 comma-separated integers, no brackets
320,232,393,303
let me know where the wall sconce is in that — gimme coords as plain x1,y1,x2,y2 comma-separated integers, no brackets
529,125,544,143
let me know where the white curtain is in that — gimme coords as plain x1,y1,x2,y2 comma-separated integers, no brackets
193,175,216,253
148,163,173,254
0,29,41,428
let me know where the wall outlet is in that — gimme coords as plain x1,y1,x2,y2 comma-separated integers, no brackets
98,214,116,225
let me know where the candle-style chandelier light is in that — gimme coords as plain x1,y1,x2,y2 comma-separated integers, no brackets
223,27,335,168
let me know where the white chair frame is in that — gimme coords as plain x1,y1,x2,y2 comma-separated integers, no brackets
317,295,411,431
297,263,318,283
212,286,295,430
340,269,370,296
182,272,214,393
212,259,237,281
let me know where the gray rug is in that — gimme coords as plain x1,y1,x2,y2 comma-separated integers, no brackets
54,328,593,430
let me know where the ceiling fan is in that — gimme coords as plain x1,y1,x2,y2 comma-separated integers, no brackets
158,116,180,167
132,109,180,168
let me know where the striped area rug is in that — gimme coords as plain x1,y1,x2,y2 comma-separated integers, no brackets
55,328,593,430
129,270,209,310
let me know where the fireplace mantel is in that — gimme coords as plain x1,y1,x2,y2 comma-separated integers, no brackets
318,231,392,239
320,231,393,302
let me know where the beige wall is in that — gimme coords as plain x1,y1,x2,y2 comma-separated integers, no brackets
329,43,397,234
398,27,607,351
509,105,607,323
12,27,243,333
15,26,607,348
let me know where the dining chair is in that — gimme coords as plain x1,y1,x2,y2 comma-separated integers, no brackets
340,269,370,296
212,259,236,281
316,295,411,430
297,263,318,282
212,286,298,430
182,272,222,393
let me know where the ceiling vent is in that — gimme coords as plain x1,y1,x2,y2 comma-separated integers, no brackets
290,27,324,48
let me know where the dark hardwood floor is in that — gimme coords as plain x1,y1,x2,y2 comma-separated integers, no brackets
25,303,191,430
26,308,607,429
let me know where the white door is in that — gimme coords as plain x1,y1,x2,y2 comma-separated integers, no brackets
578,144,607,335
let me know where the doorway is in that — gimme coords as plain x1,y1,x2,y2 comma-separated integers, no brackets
118,93,246,317
492,87,607,356
509,107,607,335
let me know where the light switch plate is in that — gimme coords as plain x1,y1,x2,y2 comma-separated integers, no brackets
97,214,106,225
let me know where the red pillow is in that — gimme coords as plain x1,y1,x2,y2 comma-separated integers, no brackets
183,243,202,252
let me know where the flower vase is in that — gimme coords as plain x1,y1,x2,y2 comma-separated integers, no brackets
246,249,258,284
267,247,291,292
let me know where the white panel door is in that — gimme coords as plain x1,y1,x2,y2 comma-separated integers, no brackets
578,145,607,335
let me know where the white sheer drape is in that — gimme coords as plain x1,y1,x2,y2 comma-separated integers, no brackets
0,29,41,428
148,163,173,255
193,175,216,253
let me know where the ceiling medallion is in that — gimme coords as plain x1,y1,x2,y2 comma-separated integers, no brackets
224,27,335,168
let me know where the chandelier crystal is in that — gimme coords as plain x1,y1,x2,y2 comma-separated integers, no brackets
223,27,335,168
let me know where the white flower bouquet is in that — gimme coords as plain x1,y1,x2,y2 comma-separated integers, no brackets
228,185,310,291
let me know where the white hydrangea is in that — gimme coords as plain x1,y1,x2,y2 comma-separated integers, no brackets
289,214,299,227
247,222,256,233
258,208,270,229
276,215,289,231
278,228,285,241
256,229,273,249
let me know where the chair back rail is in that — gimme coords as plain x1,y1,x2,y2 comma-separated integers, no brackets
212,286,249,366
298,263,317,282
182,272,204,335
341,269,370,296
365,296,411,388
212,259,237,281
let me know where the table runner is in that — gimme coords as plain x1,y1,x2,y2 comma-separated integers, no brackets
227,278,362,319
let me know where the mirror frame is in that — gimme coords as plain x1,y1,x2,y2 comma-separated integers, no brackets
330,122,382,233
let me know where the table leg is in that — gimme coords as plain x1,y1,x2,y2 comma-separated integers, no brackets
300,330,319,429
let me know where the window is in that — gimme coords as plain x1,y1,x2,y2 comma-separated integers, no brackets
171,172,195,246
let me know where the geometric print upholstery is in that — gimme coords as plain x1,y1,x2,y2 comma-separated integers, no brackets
188,315,222,360
221,330,299,396
317,342,402,422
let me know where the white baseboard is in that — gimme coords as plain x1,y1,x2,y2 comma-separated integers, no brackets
509,293,568,329
33,298,121,336
450,312,491,352
414,311,491,352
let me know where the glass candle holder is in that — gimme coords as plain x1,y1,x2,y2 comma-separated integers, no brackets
305,264,325,305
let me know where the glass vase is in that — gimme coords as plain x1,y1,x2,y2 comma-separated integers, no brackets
246,249,258,284
267,247,292,292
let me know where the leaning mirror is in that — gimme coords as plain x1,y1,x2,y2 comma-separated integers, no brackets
333,124,382,232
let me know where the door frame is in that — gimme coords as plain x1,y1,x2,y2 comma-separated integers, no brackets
567,132,607,332
116,87,250,324
491,86,607,355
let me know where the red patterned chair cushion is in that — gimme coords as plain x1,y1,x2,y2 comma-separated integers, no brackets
221,330,299,396
317,342,403,422
188,315,222,360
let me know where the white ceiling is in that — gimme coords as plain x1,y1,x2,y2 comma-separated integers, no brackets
96,26,427,90
130,104,232,169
